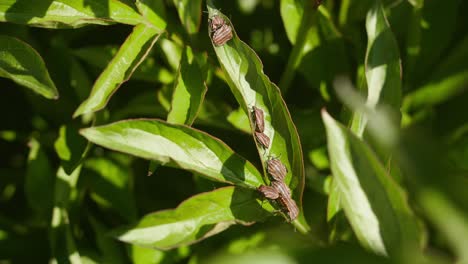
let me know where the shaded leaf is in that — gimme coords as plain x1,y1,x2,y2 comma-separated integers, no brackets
54,124,90,174
113,187,271,249
0,0,145,28
173,0,202,34
80,119,264,188
84,157,137,222
322,110,421,256
167,46,207,125
88,215,126,264
207,5,309,232
50,166,82,263
0,35,58,99
74,25,161,117
403,35,468,112
25,138,54,217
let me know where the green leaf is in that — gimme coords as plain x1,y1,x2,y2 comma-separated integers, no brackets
403,35,468,112
136,0,167,30
50,166,82,263
207,5,309,232
0,0,145,28
80,119,264,188
227,107,251,134
84,157,137,222
0,35,58,99
54,125,90,174
418,189,468,263
88,215,126,264
25,138,54,217
113,186,271,249
350,0,401,137
279,0,320,92
167,46,207,125
73,45,173,84
322,110,421,256
74,25,161,117
173,0,202,34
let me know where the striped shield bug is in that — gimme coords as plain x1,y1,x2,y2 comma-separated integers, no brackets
252,106,265,132
267,158,287,181
271,180,291,198
210,15,233,46
257,185,279,200
278,196,299,221
254,131,270,149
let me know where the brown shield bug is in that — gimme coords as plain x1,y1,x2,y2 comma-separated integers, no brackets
267,158,287,181
254,131,270,149
278,195,299,221
252,106,265,132
271,180,291,198
257,185,279,199
209,15,233,46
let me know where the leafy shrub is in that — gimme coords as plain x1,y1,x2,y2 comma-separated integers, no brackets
1,0,467,263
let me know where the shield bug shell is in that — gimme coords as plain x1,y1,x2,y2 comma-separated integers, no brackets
254,131,270,149
271,180,291,198
267,158,287,181
210,15,233,46
258,185,279,200
252,106,265,132
278,196,299,221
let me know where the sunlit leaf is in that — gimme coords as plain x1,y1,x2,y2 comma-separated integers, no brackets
136,0,167,30
80,119,264,188
322,110,421,256
113,187,271,249
207,4,308,232
167,46,207,125
173,0,202,34
0,0,145,28
74,25,161,117
0,35,58,99
350,0,401,138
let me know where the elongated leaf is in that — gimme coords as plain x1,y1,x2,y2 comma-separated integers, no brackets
80,119,264,188
0,35,58,99
167,46,207,125
419,189,468,263
54,124,90,174
403,35,468,112
85,157,137,222
25,138,54,217
173,0,202,34
322,110,421,256
279,0,320,92
50,166,82,263
0,0,145,28
74,25,161,117
113,186,271,249
207,5,308,232
135,0,167,30
73,45,173,84
350,0,401,137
